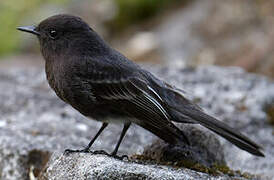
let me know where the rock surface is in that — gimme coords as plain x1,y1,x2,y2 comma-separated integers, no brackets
39,153,248,180
0,64,273,179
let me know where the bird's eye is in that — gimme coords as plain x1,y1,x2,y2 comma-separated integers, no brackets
49,30,58,39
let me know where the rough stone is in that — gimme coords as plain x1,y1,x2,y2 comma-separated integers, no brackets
39,153,249,180
142,125,226,168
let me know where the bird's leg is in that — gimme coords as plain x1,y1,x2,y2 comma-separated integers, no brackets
64,122,108,154
110,123,131,160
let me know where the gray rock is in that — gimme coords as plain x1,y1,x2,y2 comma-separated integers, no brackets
0,65,273,179
142,125,226,168
39,153,247,180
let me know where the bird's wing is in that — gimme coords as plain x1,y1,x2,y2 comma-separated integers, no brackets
79,62,189,144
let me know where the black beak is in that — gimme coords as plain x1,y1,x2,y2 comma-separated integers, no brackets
17,26,40,36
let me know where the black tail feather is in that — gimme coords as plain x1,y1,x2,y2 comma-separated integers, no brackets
171,108,264,157
160,86,264,157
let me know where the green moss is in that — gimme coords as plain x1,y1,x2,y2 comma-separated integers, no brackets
174,160,212,174
131,154,256,179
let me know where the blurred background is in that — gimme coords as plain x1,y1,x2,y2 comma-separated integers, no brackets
0,0,274,79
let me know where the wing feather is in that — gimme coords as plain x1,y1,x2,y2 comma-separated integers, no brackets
86,73,187,144
78,60,189,144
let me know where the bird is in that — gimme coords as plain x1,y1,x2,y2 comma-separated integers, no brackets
17,14,264,158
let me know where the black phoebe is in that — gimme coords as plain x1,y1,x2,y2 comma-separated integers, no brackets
17,14,264,157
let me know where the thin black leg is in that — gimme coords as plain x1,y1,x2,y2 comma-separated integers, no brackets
111,123,131,156
64,122,108,154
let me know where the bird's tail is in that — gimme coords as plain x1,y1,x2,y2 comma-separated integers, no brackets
160,85,265,157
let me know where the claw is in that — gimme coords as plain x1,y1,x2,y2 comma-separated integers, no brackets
111,154,129,160
93,150,109,155
64,148,90,155
63,148,128,161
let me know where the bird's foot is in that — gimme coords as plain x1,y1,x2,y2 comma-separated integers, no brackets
110,154,129,161
93,150,128,160
64,149,128,160
64,148,90,155
93,150,109,155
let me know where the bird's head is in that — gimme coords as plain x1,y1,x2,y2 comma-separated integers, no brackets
17,14,106,60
